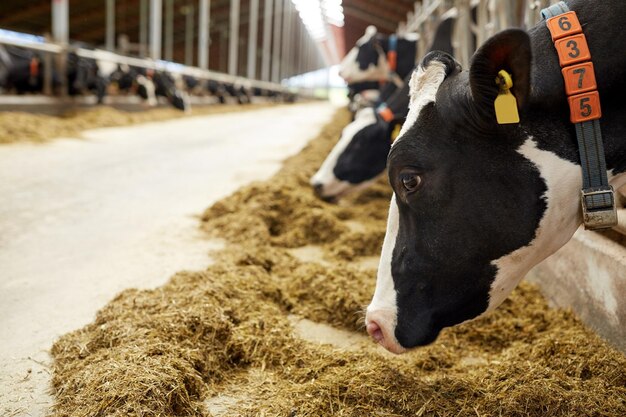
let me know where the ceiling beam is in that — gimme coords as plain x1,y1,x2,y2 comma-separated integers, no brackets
0,2,51,26
344,0,411,23
343,5,398,32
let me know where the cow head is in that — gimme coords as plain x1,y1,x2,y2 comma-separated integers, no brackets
136,74,158,106
365,29,587,353
311,107,394,202
339,26,389,84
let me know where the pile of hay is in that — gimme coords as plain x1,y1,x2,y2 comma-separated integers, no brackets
51,109,626,416
0,103,275,144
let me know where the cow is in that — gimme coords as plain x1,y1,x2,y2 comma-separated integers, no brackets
311,14,462,203
339,26,418,85
338,26,417,114
109,65,190,111
2,46,54,94
67,51,108,104
150,70,190,111
207,79,228,104
108,64,158,106
311,78,409,202
338,6,477,87
365,0,626,354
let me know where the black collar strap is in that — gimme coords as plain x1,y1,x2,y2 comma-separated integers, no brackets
541,2,617,230
385,35,404,88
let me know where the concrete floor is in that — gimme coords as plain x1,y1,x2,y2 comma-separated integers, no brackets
0,101,337,416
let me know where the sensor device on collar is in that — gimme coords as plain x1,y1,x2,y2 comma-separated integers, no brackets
542,2,618,230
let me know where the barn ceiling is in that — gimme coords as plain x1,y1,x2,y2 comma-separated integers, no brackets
0,0,418,73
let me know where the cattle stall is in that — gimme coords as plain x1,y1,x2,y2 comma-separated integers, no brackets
1,1,625,417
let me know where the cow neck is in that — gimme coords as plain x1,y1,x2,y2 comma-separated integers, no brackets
376,77,410,124
535,1,618,229
382,35,404,89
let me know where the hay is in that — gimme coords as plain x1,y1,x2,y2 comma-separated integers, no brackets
0,103,277,144
51,109,626,416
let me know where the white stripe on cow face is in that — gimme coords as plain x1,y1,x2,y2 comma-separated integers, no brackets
487,137,582,311
368,194,400,313
367,59,450,339
394,60,449,147
310,107,377,198
136,74,157,107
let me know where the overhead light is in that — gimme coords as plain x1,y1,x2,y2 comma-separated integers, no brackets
321,0,344,27
291,0,344,40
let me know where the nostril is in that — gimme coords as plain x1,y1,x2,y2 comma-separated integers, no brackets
312,183,324,196
366,321,384,343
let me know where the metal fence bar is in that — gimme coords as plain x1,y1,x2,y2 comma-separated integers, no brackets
0,33,293,94
184,5,194,66
261,0,274,82
227,0,240,75
198,0,210,70
271,0,283,83
454,0,472,68
149,0,162,60
247,0,259,79
402,0,561,70
280,0,291,80
52,0,69,97
106,0,116,51
164,0,174,61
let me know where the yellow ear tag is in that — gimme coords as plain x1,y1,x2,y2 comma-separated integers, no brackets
391,123,402,142
494,70,520,124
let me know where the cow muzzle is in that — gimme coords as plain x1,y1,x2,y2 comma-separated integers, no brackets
312,182,338,203
365,309,407,354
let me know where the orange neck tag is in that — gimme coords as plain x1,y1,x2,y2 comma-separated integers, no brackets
387,51,397,72
546,11,602,124
30,57,39,78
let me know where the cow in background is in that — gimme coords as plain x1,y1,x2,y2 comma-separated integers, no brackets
311,76,410,202
150,70,190,111
312,12,462,202
108,64,158,106
2,46,55,94
338,26,417,112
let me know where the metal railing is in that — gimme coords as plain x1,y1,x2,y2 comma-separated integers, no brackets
0,28,304,99
398,0,555,68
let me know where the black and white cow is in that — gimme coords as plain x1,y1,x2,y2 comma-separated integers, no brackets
2,46,115,102
311,15,462,202
339,26,418,85
338,26,417,112
365,0,626,353
67,51,109,103
311,78,410,202
2,46,55,94
108,64,158,106
151,70,190,111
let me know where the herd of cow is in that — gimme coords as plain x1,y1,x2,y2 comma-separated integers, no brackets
312,0,626,354
0,44,288,111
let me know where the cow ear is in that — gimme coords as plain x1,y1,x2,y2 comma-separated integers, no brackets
469,29,531,121
357,25,378,46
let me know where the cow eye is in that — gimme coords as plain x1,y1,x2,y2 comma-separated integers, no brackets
400,172,422,193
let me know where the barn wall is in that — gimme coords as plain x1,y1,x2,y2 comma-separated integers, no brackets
528,228,626,354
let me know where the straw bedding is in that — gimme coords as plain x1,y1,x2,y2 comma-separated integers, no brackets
51,109,625,416
0,103,274,144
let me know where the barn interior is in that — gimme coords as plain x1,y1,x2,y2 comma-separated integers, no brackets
1,1,625,416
